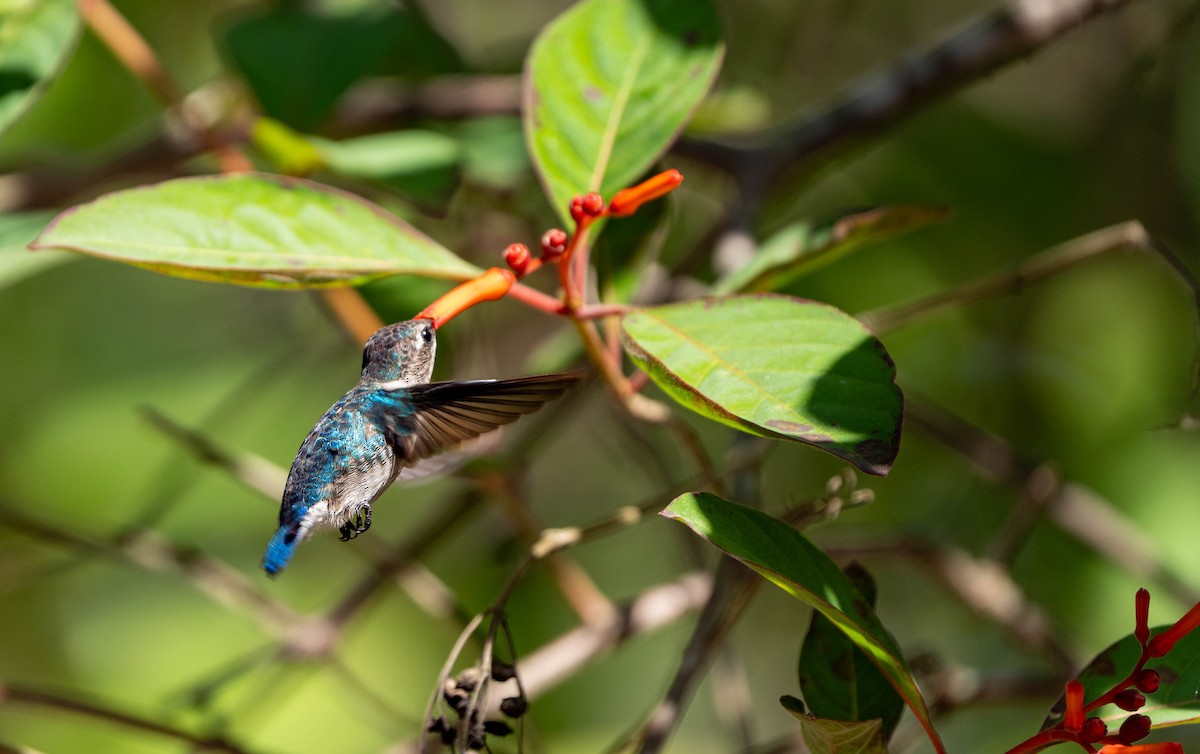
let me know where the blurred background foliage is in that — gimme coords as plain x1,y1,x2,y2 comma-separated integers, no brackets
2,0,1200,752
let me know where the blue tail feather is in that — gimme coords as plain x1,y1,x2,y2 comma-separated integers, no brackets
263,524,300,576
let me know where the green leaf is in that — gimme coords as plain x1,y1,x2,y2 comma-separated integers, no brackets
1043,624,1200,729
316,130,461,206
524,0,723,223
799,563,905,740
713,205,951,295
30,173,480,288
222,2,461,131
0,0,80,136
622,294,903,476
663,493,944,754
0,210,73,288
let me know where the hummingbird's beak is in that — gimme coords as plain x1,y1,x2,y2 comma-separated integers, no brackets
417,267,516,329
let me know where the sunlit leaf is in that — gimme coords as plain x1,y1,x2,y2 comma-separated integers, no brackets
1043,625,1200,729
31,173,480,288
713,205,950,294
622,294,902,475
524,0,723,223
788,713,887,754
0,0,80,136
0,210,72,288
799,563,905,740
663,492,944,754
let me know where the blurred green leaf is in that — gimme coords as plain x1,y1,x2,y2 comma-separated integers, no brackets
250,117,325,175
0,210,72,288
622,294,903,475
524,0,723,223
1043,623,1200,729
0,0,80,136
457,116,530,189
799,563,905,740
714,205,950,294
662,492,943,753
31,173,480,288
316,129,461,205
221,2,461,131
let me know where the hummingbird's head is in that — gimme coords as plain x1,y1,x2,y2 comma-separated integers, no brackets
359,319,437,386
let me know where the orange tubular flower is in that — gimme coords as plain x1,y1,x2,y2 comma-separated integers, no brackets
607,169,683,217
1147,601,1200,657
1098,744,1184,754
1064,679,1085,732
417,267,516,329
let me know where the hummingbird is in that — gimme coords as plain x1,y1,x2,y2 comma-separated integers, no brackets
263,318,581,576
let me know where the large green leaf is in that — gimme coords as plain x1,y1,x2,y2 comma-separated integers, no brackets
662,493,944,754
30,173,480,288
799,563,905,740
524,0,723,222
713,205,950,295
1043,624,1200,730
0,210,74,288
0,0,80,136
622,294,903,476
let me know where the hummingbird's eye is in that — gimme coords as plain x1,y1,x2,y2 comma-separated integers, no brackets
420,326,433,344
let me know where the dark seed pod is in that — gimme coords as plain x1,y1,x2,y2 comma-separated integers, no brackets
483,720,513,737
500,695,528,718
491,661,516,682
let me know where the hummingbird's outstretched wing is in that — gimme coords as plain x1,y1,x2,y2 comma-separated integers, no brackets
392,372,584,462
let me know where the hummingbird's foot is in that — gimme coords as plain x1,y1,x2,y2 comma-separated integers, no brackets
338,505,372,541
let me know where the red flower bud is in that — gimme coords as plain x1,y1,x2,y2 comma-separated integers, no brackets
1114,689,1146,712
1137,669,1161,694
1136,588,1151,644
541,228,568,260
569,195,587,223
608,169,684,217
1081,717,1108,743
1064,679,1085,732
1148,601,1200,658
1098,744,1182,754
504,243,532,275
580,191,605,217
1118,714,1152,743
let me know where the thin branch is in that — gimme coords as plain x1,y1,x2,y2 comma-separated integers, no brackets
517,571,714,698
827,536,1075,672
680,0,1144,186
858,221,1198,334
907,397,1200,607
1,682,256,754
0,504,298,636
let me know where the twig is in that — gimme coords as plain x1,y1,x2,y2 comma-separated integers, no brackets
859,221,1197,334
321,288,386,344
633,556,763,754
0,504,298,636
326,489,482,630
906,397,1200,607
517,571,714,698
679,0,1145,188
0,681,256,754
481,471,617,626
827,536,1075,672
77,0,251,173
140,407,287,502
